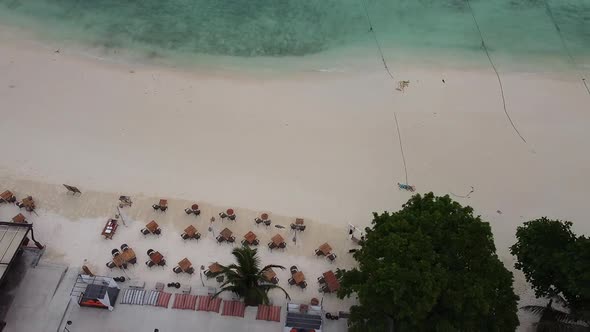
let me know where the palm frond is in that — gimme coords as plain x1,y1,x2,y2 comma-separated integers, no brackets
212,285,242,298
522,304,583,325
260,264,286,271
259,284,291,300
210,246,290,305
232,247,260,274
536,320,587,332
549,294,568,307
551,311,583,324
522,305,549,316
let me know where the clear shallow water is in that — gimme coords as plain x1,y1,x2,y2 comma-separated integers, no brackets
0,0,588,69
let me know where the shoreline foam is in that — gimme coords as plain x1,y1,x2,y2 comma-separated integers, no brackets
0,21,588,78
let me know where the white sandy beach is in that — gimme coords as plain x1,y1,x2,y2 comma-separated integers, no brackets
1,25,590,330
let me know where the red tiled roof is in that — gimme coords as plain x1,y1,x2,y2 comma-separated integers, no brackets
256,304,281,322
221,300,246,318
172,294,197,310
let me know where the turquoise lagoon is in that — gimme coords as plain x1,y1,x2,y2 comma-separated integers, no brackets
0,0,588,71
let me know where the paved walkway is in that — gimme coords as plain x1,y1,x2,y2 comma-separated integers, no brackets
2,257,69,332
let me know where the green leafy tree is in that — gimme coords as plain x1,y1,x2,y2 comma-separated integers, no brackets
510,218,590,326
210,246,290,306
337,193,519,331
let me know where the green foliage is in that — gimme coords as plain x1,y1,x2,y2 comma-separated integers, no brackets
338,192,519,331
210,246,290,306
510,218,590,323
522,297,588,331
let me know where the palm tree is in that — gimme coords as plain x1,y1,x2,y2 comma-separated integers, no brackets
522,296,589,331
210,246,290,306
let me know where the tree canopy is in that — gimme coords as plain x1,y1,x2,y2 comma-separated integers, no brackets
210,246,290,306
510,217,590,322
337,192,519,331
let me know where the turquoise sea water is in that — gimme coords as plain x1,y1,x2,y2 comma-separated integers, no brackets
0,0,588,70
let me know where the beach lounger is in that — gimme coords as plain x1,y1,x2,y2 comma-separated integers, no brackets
119,196,132,208
222,300,246,318
63,184,82,195
256,305,282,322
197,295,222,312
172,294,197,310
144,290,160,306
144,290,172,308
120,289,146,305
102,219,118,239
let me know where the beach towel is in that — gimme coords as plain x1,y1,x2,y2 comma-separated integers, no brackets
152,291,172,308
172,294,198,310
197,295,210,311
197,295,222,312
222,300,245,318
256,304,281,322
120,289,146,305
144,290,161,306
208,297,222,312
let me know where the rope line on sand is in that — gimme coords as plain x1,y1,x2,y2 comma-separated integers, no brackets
393,112,409,185
465,0,528,144
543,0,590,96
451,186,475,198
360,0,395,80
359,0,409,185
